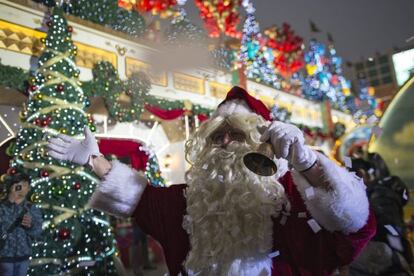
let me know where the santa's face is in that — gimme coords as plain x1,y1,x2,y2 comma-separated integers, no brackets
183,114,286,275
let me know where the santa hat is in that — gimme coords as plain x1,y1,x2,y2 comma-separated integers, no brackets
214,86,271,121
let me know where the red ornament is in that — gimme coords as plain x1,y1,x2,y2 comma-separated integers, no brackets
7,168,16,175
41,117,51,127
56,84,64,92
73,182,81,190
29,85,37,92
67,26,73,33
46,21,52,27
34,118,42,126
58,228,70,240
40,170,49,177
195,0,242,38
135,0,177,14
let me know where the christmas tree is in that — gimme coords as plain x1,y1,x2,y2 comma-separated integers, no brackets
302,39,333,101
140,146,166,187
164,9,206,46
111,7,146,38
7,8,117,275
71,0,117,26
239,7,278,87
325,45,352,111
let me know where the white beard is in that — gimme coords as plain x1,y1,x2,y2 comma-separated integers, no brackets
183,142,287,276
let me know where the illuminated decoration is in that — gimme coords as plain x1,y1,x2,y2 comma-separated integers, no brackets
91,61,151,122
140,146,166,187
325,44,352,111
110,7,146,38
71,0,118,25
195,0,242,38
270,104,291,122
210,47,237,72
302,40,331,101
239,1,279,87
165,8,206,46
302,40,354,112
354,78,378,119
3,9,117,275
264,23,304,79
135,0,178,17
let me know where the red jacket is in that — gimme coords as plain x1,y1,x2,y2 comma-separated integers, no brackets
134,171,376,276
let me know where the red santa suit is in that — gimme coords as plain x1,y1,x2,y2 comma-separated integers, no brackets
89,87,376,275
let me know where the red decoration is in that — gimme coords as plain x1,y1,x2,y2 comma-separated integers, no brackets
58,228,70,240
264,23,304,78
34,118,42,126
195,0,242,38
135,0,177,15
29,85,37,92
46,21,52,28
67,26,73,33
40,170,49,177
56,84,64,92
41,117,51,127
73,182,81,190
7,168,16,175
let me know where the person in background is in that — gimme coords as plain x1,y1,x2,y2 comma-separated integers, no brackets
0,173,42,276
349,154,413,275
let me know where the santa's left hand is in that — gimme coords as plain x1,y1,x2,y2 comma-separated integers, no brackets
260,121,317,171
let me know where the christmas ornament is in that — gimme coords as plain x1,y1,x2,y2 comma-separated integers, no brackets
58,228,70,240
195,0,242,38
7,167,17,175
73,182,81,190
67,25,73,33
56,84,65,92
40,170,49,177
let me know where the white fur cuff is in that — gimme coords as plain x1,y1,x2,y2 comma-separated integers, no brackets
88,160,147,218
292,152,369,234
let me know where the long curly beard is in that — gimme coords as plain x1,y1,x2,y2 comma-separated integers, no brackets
183,115,287,275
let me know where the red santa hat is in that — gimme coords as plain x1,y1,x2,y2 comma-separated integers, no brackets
214,86,271,121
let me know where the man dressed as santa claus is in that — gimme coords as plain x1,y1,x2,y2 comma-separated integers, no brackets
47,86,375,275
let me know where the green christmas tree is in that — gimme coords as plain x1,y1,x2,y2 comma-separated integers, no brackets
7,8,117,275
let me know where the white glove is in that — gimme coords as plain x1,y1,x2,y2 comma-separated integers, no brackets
47,127,100,165
260,121,317,171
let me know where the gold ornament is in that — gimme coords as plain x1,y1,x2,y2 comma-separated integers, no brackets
59,128,67,134
0,174,7,182
35,94,43,100
31,193,40,202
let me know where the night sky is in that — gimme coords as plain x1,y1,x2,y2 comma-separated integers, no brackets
184,0,414,62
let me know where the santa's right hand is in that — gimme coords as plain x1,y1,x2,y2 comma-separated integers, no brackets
47,126,100,165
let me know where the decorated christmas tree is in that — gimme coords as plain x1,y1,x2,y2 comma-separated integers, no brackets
111,7,146,38
5,8,117,275
325,44,352,111
302,39,331,101
239,4,278,87
164,9,206,46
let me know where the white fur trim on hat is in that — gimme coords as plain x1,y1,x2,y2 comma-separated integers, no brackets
212,99,254,118
292,152,369,234
88,160,148,218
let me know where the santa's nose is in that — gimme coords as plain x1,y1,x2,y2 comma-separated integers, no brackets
222,132,232,146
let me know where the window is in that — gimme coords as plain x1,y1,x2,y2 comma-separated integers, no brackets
379,55,389,64
370,79,380,86
380,66,390,74
382,76,393,84
355,62,364,70
366,59,376,67
368,69,378,77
